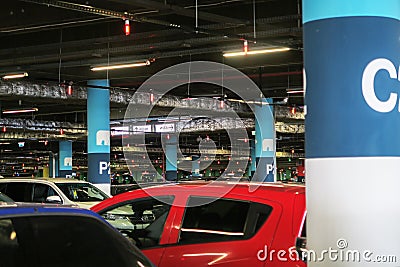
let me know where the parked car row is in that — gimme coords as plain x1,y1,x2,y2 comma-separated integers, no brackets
0,178,307,267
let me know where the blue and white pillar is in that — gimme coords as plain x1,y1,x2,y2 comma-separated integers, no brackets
58,140,72,177
87,79,110,195
304,1,400,265
254,98,275,182
164,134,177,181
192,155,200,177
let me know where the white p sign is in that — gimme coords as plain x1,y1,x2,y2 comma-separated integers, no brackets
266,164,274,175
99,161,110,175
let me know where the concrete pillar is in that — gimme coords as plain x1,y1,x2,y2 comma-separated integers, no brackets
49,152,58,178
304,1,400,265
87,79,111,195
164,134,177,181
58,140,72,177
254,98,275,182
191,155,200,177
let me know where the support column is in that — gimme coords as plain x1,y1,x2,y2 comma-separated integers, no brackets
164,134,177,181
254,98,275,182
49,152,58,178
58,140,72,177
87,79,110,195
304,1,400,265
42,166,49,178
191,155,200,177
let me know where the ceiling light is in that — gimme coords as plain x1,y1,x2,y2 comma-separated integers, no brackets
2,72,28,80
91,60,151,71
223,47,290,57
2,108,38,114
243,40,248,54
287,89,304,94
124,19,130,36
182,97,198,101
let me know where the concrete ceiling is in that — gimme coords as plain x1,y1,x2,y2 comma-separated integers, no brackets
0,0,304,176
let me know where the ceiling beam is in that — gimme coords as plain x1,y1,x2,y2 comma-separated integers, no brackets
0,15,300,57
19,0,258,42
19,0,178,27
0,28,300,69
107,0,247,25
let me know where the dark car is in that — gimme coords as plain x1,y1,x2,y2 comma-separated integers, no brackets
0,204,155,267
111,173,137,185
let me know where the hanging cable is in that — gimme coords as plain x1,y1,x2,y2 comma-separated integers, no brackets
297,0,301,28
195,0,198,33
107,41,110,81
107,24,110,81
58,29,63,85
253,0,256,41
220,61,225,109
187,54,192,98
195,0,198,27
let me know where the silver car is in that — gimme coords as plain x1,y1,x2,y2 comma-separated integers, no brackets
0,178,109,209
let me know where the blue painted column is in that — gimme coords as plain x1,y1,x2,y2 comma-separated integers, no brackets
304,1,400,265
58,140,72,177
164,134,177,181
253,98,275,182
87,80,110,195
191,155,200,177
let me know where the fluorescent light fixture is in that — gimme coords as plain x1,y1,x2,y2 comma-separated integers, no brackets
223,47,290,57
287,89,304,94
2,108,38,114
182,97,198,101
2,72,28,80
91,60,151,71
227,98,271,105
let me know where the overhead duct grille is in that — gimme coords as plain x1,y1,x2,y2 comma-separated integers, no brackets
0,118,86,135
0,81,303,119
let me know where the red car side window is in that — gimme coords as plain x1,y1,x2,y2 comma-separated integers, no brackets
179,196,272,244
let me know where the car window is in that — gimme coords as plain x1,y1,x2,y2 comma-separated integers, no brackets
99,196,174,249
0,183,33,202
0,215,153,267
179,196,272,244
0,192,14,202
55,182,108,202
32,184,57,203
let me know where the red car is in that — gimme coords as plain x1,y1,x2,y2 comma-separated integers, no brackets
92,182,306,267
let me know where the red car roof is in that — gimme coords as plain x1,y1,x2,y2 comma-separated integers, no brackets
92,181,305,212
